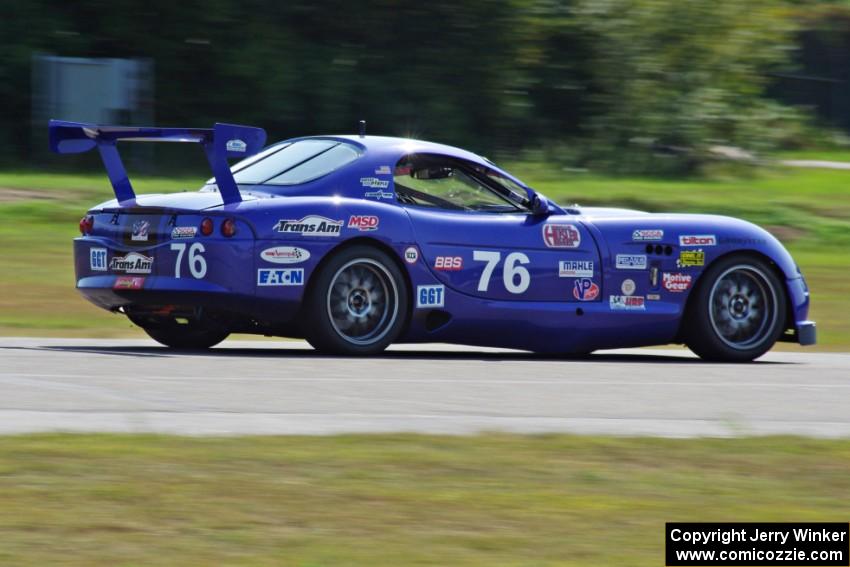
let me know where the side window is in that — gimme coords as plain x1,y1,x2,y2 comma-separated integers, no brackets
393,155,527,213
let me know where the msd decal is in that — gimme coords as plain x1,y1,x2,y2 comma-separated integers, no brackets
434,256,463,271
572,278,600,301
348,215,379,231
109,252,153,274
559,260,593,278
417,285,445,308
632,229,664,241
131,220,150,242
679,234,716,247
610,295,646,310
90,248,107,271
274,215,342,236
260,246,311,265
543,224,581,248
257,268,304,286
663,272,693,292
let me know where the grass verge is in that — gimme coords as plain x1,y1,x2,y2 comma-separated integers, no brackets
0,163,848,347
0,433,848,566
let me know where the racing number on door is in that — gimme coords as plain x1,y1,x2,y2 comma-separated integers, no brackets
473,250,530,294
170,242,207,279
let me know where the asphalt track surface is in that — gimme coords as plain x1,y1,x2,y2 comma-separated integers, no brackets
0,337,848,438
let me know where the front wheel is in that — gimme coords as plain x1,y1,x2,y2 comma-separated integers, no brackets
685,255,786,362
304,245,408,355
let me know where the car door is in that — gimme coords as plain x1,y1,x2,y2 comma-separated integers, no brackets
396,155,601,302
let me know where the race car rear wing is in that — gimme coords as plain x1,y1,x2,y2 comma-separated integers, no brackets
48,120,267,205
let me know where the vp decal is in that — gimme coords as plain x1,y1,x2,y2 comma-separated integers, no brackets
573,278,599,301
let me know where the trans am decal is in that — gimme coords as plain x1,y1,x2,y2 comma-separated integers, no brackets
274,215,343,236
109,252,153,274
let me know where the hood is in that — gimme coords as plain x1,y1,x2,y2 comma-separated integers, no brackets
576,206,649,217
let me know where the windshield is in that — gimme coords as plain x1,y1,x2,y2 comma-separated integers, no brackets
205,139,362,187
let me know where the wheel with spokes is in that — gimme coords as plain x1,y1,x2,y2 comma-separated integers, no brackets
685,255,786,362
304,245,408,355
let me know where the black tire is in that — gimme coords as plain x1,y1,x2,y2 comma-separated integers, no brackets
304,245,408,355
685,254,786,362
140,323,229,349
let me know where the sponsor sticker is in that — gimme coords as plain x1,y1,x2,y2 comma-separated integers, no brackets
260,246,310,264
274,215,343,236
434,256,463,271
375,165,392,175
257,268,305,286
663,272,693,292
113,276,145,290
632,229,664,241
361,177,390,189
558,260,594,278
621,278,636,296
677,250,705,267
109,252,153,274
171,226,197,239
543,224,581,248
615,254,647,270
365,189,394,200
404,246,419,264
226,139,247,153
647,293,661,300
573,278,600,301
348,215,379,231
416,284,445,308
90,248,107,271
679,234,716,247
610,295,646,310
131,220,150,242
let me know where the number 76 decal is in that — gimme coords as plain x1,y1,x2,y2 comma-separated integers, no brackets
473,251,530,294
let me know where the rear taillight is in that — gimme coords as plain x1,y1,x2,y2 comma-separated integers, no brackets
79,215,94,235
200,217,214,236
221,218,237,237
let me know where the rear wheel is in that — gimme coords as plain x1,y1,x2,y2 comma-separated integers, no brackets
304,245,408,355
685,255,786,362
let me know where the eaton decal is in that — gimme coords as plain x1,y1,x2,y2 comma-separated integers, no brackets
434,256,463,271
610,295,646,310
559,260,593,278
632,229,664,241
109,252,153,274
663,272,693,292
274,215,342,236
348,215,379,231
260,246,310,264
679,234,716,247
572,278,600,301
543,224,581,248
615,254,647,270
417,285,445,308
90,248,107,271
257,268,304,286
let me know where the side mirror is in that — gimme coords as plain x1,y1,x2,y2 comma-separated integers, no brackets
529,192,551,217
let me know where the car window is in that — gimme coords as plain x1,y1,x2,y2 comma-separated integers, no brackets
230,139,359,185
393,155,525,212
265,143,360,185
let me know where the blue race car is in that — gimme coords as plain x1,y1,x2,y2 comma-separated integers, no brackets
50,120,815,361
